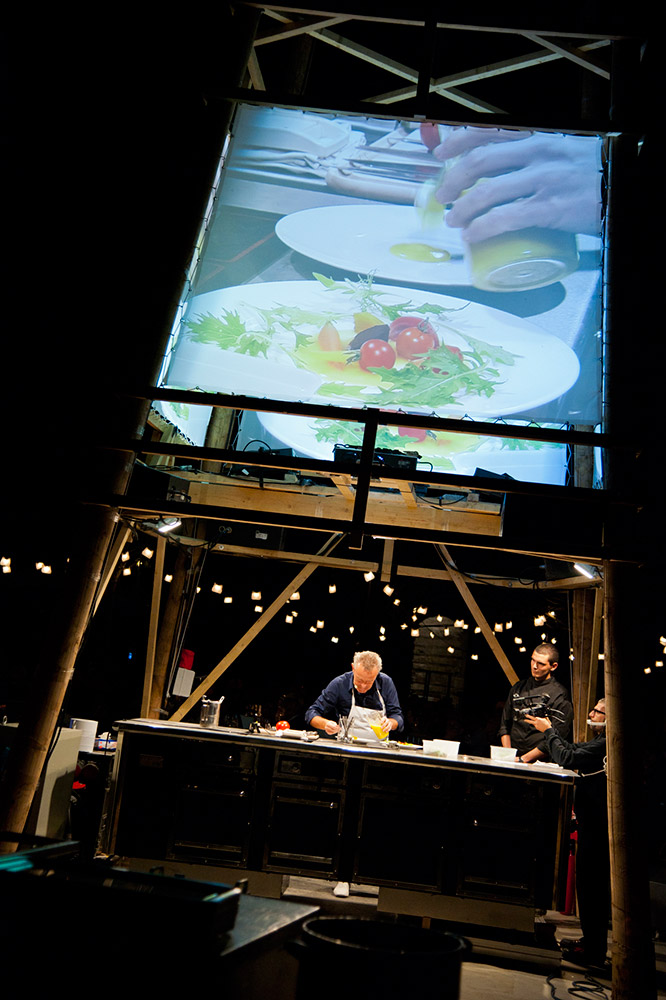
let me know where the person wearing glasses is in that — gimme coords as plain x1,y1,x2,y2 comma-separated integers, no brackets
526,699,609,970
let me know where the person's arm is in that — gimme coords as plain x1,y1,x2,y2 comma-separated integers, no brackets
549,689,574,741
379,675,404,733
497,686,515,747
524,715,605,771
304,677,345,734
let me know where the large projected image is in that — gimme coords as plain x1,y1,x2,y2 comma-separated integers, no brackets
160,105,604,485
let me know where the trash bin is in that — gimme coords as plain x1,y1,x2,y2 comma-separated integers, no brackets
289,916,470,999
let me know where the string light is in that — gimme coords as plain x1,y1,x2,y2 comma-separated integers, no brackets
379,635,386,642
251,591,262,600
474,626,481,634
142,547,154,559
401,623,408,630
462,623,469,629
0,557,10,566
412,615,418,622
519,646,526,652
329,584,337,594
447,646,455,653
380,626,385,634
471,654,478,661
411,628,420,637
123,568,131,576
211,583,223,594
291,610,298,617
548,611,556,618
444,627,450,636
349,626,354,633
317,620,324,629
285,615,293,623
331,636,339,643
35,561,44,570
364,571,375,582
569,654,575,661
598,653,604,660
436,615,443,623
534,615,546,626
383,584,394,596
541,632,547,640
429,631,435,639
254,605,263,612
164,574,173,583
494,623,503,632
644,667,652,674
514,637,522,644
310,626,317,633
417,606,428,615
291,591,300,600
224,596,233,604
393,598,400,606
656,661,664,667
505,621,512,629
454,619,464,627
121,552,130,562
2,565,11,574
196,587,201,594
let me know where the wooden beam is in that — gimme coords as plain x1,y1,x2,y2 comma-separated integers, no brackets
254,14,350,44
93,524,131,616
141,535,165,717
369,39,609,103
169,534,343,721
381,539,395,582
521,32,610,79
436,544,519,685
246,48,266,89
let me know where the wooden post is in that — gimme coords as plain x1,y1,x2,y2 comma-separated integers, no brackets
141,534,166,716
571,585,603,742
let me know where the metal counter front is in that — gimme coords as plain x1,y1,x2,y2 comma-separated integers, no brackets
105,720,575,930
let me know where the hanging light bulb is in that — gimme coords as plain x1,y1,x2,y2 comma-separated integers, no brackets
534,615,546,626
474,626,481,634
331,636,339,643
393,598,400,606
41,565,52,575
251,590,262,600
454,619,464,627
411,628,420,637
317,620,324,629
224,596,233,604
417,606,428,615
2,565,11,574
254,605,263,612
123,567,131,576
35,561,44,570
447,646,455,654
285,615,293,623
291,610,298,617
494,623,503,632
0,557,10,566
644,667,652,674
598,653,604,660
505,621,512,630
436,615,443,623
349,626,354,633
519,646,526,652
471,654,478,661
211,583,223,594
514,637,522,644
121,552,130,562
383,584,394,596
142,547,154,559
380,626,385,634
401,623,408,630
364,571,375,582
164,574,173,583
196,587,201,594
291,591,300,600
329,584,337,594
444,627,450,636
310,626,317,633
379,635,386,642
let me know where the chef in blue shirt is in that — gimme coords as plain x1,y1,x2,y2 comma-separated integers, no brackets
305,650,404,742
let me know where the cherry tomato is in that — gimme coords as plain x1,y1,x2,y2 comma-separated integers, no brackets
359,339,396,371
398,427,427,442
275,720,290,730
419,123,441,151
445,344,464,361
395,327,437,360
389,316,438,345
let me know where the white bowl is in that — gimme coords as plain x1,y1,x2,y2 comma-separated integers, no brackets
433,739,460,758
490,746,517,762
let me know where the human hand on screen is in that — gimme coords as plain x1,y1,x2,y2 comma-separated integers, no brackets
432,127,602,243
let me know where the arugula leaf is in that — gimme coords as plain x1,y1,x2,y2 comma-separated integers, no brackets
185,310,271,357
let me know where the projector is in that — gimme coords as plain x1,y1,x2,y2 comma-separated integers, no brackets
333,444,419,471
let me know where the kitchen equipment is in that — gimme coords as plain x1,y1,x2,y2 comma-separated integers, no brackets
200,696,224,728
490,745,518,761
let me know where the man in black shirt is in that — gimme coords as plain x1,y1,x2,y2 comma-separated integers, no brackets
498,642,573,763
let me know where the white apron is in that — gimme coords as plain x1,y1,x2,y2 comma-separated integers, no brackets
340,686,387,742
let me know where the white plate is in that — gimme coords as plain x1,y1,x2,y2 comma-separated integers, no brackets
276,205,469,286
165,280,579,420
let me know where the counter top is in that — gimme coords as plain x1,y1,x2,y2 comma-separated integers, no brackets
113,718,576,783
